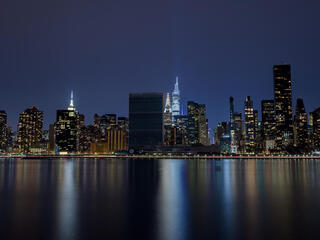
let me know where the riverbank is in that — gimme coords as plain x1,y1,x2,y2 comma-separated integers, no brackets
0,154,320,159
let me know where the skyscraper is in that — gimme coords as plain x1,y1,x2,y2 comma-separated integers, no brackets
244,96,255,153
230,97,234,127
17,107,43,153
261,100,276,152
187,101,209,145
175,115,188,145
311,107,320,151
55,92,78,153
274,64,293,150
172,76,181,123
261,100,276,140
233,112,243,151
229,97,237,153
163,93,172,127
129,93,164,151
294,98,308,152
0,110,7,151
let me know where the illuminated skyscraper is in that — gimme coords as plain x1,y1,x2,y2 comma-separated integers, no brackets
163,93,172,127
229,97,237,153
17,107,43,153
233,112,243,150
187,101,209,145
172,76,181,123
55,92,78,153
68,90,75,111
244,96,255,153
274,64,293,150
0,110,7,151
261,100,276,140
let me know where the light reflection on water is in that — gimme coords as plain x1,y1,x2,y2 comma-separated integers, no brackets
0,158,320,240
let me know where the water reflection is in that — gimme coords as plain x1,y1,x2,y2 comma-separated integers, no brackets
0,158,320,240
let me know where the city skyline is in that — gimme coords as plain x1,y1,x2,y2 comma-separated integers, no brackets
1,65,319,132
2,2,320,240
1,62,320,155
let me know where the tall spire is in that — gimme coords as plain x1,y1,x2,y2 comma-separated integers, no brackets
68,90,75,111
173,76,180,95
172,76,181,122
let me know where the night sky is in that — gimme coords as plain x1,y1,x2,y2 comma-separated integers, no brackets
1,0,320,135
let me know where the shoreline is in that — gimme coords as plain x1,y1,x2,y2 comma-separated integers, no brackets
0,154,320,159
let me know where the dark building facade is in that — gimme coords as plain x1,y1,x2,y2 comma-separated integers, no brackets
129,93,163,151
274,64,293,150
294,98,308,152
55,110,78,153
0,110,7,151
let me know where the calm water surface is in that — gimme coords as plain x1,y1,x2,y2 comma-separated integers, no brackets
0,158,320,240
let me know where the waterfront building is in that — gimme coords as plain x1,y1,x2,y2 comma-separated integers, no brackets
293,98,308,152
90,141,108,154
79,125,99,153
0,110,7,151
164,125,176,146
261,100,276,152
233,112,243,152
311,107,320,151
214,122,228,146
261,100,276,139
5,126,13,152
55,92,78,153
129,93,164,152
17,107,43,153
229,97,237,153
107,125,128,153
220,134,231,154
172,77,181,123
187,101,209,145
274,64,293,151
48,124,55,154
164,93,172,127
175,115,188,145
244,96,255,153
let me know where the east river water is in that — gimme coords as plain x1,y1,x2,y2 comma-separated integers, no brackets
0,158,320,240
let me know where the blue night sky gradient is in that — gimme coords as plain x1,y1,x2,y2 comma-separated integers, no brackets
1,0,320,134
